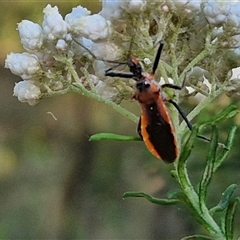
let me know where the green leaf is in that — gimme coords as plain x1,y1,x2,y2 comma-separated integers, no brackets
89,133,142,141
197,105,239,128
213,126,238,172
176,126,199,190
209,184,237,216
224,197,240,240
123,192,180,205
181,235,213,240
167,190,189,204
199,125,218,211
178,126,199,165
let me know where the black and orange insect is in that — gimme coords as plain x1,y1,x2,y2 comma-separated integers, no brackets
72,38,209,163
105,42,193,163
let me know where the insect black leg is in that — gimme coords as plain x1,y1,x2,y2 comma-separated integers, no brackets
168,99,213,143
168,99,192,130
161,83,182,90
152,41,164,75
105,71,135,78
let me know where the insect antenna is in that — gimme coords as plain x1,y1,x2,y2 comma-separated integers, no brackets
152,41,164,75
72,37,127,65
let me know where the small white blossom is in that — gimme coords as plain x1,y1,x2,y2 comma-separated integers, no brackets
5,52,40,80
225,78,240,99
55,39,68,51
161,5,169,12
70,14,112,41
100,0,123,20
82,74,99,89
91,41,123,61
13,81,41,106
65,5,91,30
120,0,147,13
143,58,152,66
94,80,121,103
172,0,201,14
88,74,99,86
93,60,108,79
225,2,240,31
35,51,55,67
202,1,231,25
17,20,44,51
48,79,64,91
42,4,68,40
71,37,94,57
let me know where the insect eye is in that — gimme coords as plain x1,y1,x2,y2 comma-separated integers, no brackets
136,81,150,91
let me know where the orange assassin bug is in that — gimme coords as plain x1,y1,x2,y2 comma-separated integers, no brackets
72,38,210,163
105,41,200,163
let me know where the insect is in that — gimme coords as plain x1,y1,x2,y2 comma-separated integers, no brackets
105,41,194,163
72,38,212,163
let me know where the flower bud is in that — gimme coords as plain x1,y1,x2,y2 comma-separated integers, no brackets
55,39,68,51
202,1,231,26
65,6,91,29
13,81,41,106
17,20,44,51
69,14,112,41
120,0,147,13
94,81,121,103
5,52,40,80
42,4,68,40
91,41,123,61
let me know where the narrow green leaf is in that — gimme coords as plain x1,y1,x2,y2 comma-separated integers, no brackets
123,192,180,205
199,125,218,211
178,126,199,165
209,184,237,216
224,197,240,240
181,235,213,240
167,190,189,204
89,133,142,141
197,105,239,127
175,127,199,208
213,126,238,172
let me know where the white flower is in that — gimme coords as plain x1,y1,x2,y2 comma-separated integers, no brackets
13,80,41,106
233,47,240,58
65,5,91,30
17,20,44,51
100,0,123,20
225,2,240,31
5,52,40,80
34,51,55,67
91,41,123,61
70,14,112,41
202,1,231,25
55,39,68,51
71,37,94,58
93,60,108,79
170,0,201,14
120,0,147,13
42,4,68,40
94,80,120,103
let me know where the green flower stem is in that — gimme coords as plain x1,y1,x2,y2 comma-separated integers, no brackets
175,161,225,239
174,126,227,239
67,64,138,123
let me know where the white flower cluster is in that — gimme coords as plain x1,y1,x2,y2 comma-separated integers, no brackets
5,4,121,105
5,0,240,106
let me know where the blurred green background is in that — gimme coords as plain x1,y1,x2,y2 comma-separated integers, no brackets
0,1,240,239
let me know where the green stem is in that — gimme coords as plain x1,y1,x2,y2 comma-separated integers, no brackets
175,160,225,239
68,65,138,123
